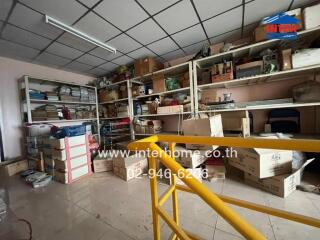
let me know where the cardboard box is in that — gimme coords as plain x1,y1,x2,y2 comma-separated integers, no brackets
280,49,292,71
221,111,251,137
99,89,119,102
210,42,224,55
236,60,264,78
93,158,113,173
119,84,128,99
230,37,252,49
49,135,86,149
303,4,320,30
228,147,292,178
181,72,190,88
1,160,28,176
200,89,218,104
182,115,224,150
199,71,211,85
117,105,129,117
254,25,267,42
134,119,162,134
134,57,164,76
244,159,314,197
175,146,207,168
113,154,148,181
54,164,90,184
54,154,88,171
157,105,184,114
211,61,234,82
51,145,87,161
152,73,166,93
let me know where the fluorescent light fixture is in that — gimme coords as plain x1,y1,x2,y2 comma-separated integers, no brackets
45,15,116,54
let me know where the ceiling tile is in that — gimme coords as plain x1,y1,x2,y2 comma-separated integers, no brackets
147,37,178,55
94,0,148,30
210,28,241,44
162,49,185,61
193,0,242,21
46,42,84,60
78,0,101,8
0,39,40,61
107,34,141,54
291,0,317,9
77,54,105,66
0,0,13,20
171,24,207,47
203,7,242,38
74,12,121,42
127,19,166,45
89,47,117,60
100,62,118,71
19,0,87,24
57,32,96,52
34,52,70,67
244,0,291,25
183,40,207,55
137,0,180,15
88,67,108,76
8,3,63,39
64,61,93,72
127,47,156,59
111,55,133,66
2,23,51,50
154,0,199,34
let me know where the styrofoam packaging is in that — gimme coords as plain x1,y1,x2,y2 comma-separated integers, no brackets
51,145,87,161
49,135,86,149
303,3,320,29
292,49,320,69
54,155,89,171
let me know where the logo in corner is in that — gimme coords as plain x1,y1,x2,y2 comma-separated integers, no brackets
262,12,300,40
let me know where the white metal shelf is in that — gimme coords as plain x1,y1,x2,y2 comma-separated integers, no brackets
99,98,129,104
199,102,320,113
135,131,182,136
98,80,129,89
197,64,320,90
26,99,96,105
99,116,130,120
134,87,190,99
135,112,192,117
31,118,98,124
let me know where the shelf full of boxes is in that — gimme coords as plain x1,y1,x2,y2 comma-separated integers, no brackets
131,61,194,137
98,79,134,149
20,75,100,183
193,8,320,137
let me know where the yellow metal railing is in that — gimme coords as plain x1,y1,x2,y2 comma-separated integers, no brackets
128,135,320,240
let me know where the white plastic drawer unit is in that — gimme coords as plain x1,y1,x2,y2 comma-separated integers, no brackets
51,145,87,161
49,135,86,149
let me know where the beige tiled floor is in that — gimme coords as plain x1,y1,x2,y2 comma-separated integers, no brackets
0,171,319,240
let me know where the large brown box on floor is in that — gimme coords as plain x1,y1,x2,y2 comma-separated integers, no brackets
211,61,234,82
134,57,164,76
93,158,113,173
152,73,166,93
228,146,293,178
0,160,28,176
244,159,314,198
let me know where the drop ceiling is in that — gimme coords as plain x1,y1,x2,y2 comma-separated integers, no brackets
0,0,316,77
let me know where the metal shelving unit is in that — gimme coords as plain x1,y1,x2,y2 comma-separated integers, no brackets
20,75,100,142
193,26,320,117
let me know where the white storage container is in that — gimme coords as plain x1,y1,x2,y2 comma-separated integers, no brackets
51,145,87,161
303,4,320,29
292,49,320,69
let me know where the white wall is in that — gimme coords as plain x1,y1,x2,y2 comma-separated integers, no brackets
0,56,95,160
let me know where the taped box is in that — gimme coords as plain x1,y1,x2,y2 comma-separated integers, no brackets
228,147,292,178
93,157,113,173
175,146,207,168
182,115,224,150
244,159,314,198
113,154,148,181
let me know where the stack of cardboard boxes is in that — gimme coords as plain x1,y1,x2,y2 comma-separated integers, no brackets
228,139,314,197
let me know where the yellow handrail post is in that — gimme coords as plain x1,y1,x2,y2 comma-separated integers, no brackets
169,142,179,240
148,155,161,240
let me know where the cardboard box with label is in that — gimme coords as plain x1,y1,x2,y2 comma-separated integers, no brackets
244,159,314,197
228,147,292,178
134,57,164,76
113,154,148,181
182,115,224,150
175,146,207,168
